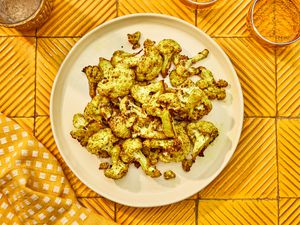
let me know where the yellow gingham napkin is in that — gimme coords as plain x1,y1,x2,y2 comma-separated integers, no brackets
0,113,117,225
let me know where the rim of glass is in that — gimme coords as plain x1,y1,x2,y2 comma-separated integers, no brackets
183,0,218,6
0,0,44,27
250,0,300,46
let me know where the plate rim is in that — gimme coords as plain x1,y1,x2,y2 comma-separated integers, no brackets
50,13,244,207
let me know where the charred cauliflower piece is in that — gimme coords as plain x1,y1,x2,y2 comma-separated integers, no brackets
87,128,119,155
97,58,135,99
82,66,103,98
142,92,176,138
84,95,112,122
104,145,129,180
175,81,212,121
99,162,110,170
110,50,140,68
130,82,175,138
157,92,181,110
160,122,191,162
143,122,191,163
136,39,163,81
130,81,165,104
164,170,176,180
132,117,167,139
187,121,218,160
170,49,209,87
122,138,161,177
127,31,141,49
196,67,228,100
143,139,181,153
160,109,176,138
169,70,188,87
70,113,104,147
119,96,147,119
108,114,133,139
141,148,160,166
157,39,182,77
72,113,88,129
182,158,194,172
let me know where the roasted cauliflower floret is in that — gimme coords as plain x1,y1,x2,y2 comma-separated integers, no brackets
196,67,228,100
72,113,88,129
70,113,104,147
104,145,129,179
170,49,209,87
136,39,163,81
164,170,176,180
187,121,218,160
87,128,119,155
141,148,160,166
97,58,135,99
99,162,110,170
174,82,212,121
157,92,181,110
130,81,165,104
110,50,140,68
157,39,182,77
174,49,209,76
127,31,141,49
121,138,161,177
143,122,191,163
142,92,176,138
108,114,133,139
143,138,181,153
99,57,113,73
132,116,167,139
84,95,112,122
119,96,147,119
169,70,188,87
82,65,103,98
182,158,194,172
160,109,176,138
160,121,191,162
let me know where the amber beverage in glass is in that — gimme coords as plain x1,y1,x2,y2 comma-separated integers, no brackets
248,0,300,46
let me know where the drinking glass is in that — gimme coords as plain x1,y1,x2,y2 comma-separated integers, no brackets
180,0,218,9
247,0,300,46
0,0,54,30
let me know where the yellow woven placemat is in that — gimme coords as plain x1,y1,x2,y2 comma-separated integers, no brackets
0,0,299,224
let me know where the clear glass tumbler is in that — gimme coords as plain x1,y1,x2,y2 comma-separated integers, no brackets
0,0,54,30
247,0,300,46
180,0,218,9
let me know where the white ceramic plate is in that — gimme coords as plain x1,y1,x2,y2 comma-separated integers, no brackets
50,14,244,207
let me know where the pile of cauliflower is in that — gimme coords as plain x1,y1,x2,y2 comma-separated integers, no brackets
70,33,228,180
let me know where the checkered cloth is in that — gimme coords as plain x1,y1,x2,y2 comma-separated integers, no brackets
0,113,117,225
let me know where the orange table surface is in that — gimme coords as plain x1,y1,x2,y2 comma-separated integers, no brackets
0,0,299,224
